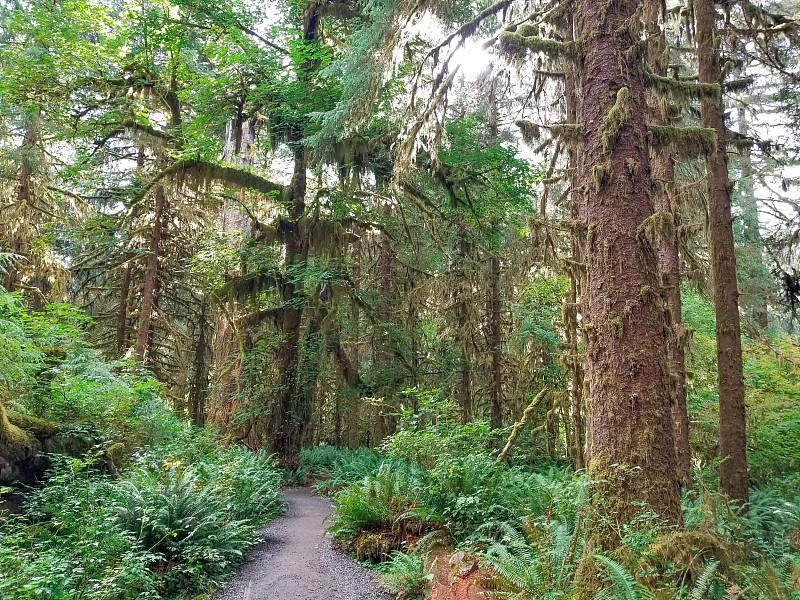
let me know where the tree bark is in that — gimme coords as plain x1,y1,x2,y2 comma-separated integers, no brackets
562,12,585,470
645,0,692,488
188,298,210,427
115,254,135,355
455,226,472,423
695,0,749,505
489,253,503,430
271,148,308,469
207,117,256,435
573,0,682,581
135,184,167,364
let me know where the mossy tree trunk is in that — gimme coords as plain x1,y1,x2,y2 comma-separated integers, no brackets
455,224,473,423
695,0,749,505
562,10,585,470
488,252,503,430
207,117,257,436
188,297,210,427
270,148,310,469
134,184,167,365
573,0,683,585
645,0,692,488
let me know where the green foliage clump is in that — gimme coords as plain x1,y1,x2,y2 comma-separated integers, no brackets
0,434,282,600
377,550,433,600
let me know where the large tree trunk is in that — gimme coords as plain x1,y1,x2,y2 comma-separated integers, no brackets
271,149,309,468
488,253,503,430
455,226,472,422
188,298,210,427
115,257,133,354
562,13,585,469
135,184,167,364
695,0,749,505
572,0,682,580
207,118,256,435
645,0,692,488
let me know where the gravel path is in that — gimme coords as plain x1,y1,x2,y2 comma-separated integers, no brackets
212,487,394,600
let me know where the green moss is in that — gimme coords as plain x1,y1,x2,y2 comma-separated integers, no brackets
514,119,540,144
7,410,58,438
516,23,539,37
645,70,721,100
600,87,631,154
498,31,576,60
611,316,623,337
550,123,583,146
107,442,126,464
591,161,613,192
638,211,676,248
648,125,716,157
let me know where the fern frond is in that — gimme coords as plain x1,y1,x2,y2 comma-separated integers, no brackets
593,554,655,600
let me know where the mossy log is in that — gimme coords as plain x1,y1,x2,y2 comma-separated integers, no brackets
0,401,47,484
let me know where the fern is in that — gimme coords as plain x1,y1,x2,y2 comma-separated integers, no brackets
593,554,656,600
377,550,433,600
482,512,585,599
690,560,719,599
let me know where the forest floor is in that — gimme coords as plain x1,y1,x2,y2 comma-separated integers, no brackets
212,487,393,600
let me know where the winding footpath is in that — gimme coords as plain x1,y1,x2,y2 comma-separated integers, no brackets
213,487,393,600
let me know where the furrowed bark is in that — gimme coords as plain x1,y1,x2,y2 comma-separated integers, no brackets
489,253,503,430
695,0,749,505
645,0,692,487
573,0,683,585
135,184,167,364
455,225,472,423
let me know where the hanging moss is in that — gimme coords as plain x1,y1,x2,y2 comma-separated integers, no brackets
645,70,720,100
600,87,631,154
724,76,754,93
550,123,583,146
638,210,676,248
648,125,716,157
498,31,576,60
515,119,540,144
591,160,613,192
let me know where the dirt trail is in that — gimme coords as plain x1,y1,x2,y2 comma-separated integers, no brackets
213,487,393,600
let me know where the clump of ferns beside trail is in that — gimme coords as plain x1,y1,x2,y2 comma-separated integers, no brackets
313,397,800,600
0,434,283,600
0,291,284,600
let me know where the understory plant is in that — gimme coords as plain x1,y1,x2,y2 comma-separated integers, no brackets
0,434,282,600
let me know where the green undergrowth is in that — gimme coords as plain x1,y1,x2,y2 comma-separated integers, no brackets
0,428,283,600
320,395,800,600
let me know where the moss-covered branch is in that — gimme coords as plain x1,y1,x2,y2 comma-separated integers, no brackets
131,160,285,206
494,387,549,465
645,70,720,100
648,125,716,157
499,30,577,60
